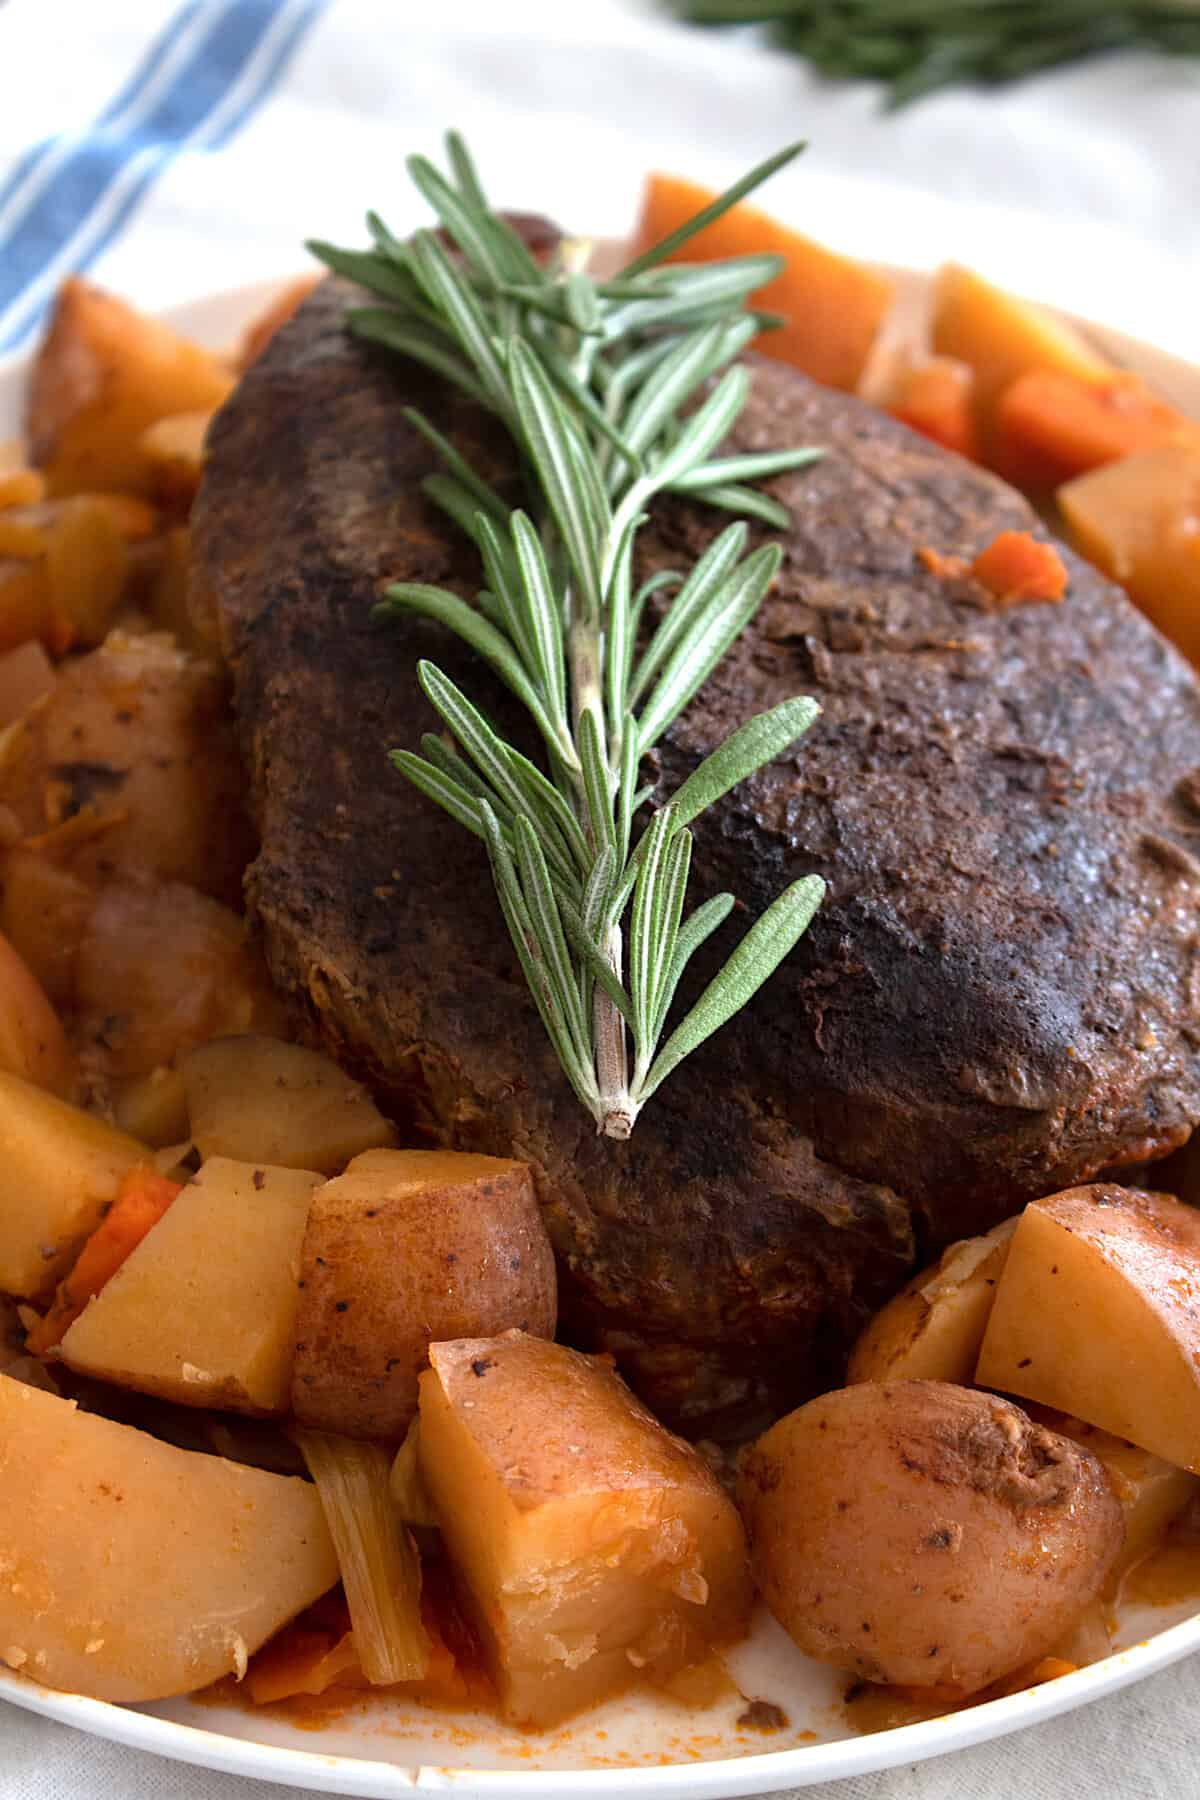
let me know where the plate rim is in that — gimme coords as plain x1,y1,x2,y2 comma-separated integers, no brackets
1,275,1198,1796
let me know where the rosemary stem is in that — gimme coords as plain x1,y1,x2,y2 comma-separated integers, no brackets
595,921,636,1139
569,612,634,1134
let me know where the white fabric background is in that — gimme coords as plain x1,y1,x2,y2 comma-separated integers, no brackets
0,0,1198,1794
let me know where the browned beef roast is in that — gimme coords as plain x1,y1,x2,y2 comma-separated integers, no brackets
192,276,1200,1437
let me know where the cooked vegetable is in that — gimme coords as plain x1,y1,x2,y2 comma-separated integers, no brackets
995,369,1200,490
970,531,1068,605
0,639,55,726
244,1621,362,1705
888,356,978,460
74,878,285,1078
180,1034,396,1174
931,263,1111,444
292,1149,557,1439
1058,445,1200,665
91,492,159,542
0,844,93,1005
1045,1413,1198,1592
43,497,130,646
739,1380,1123,1692
390,1419,439,1528
138,522,209,651
0,1069,148,1296
976,1184,1200,1472
59,1157,321,1413
242,1582,472,1708
0,1372,337,1701
293,1428,429,1683
0,460,44,509
26,1165,180,1353
111,1063,190,1147
0,556,54,655
0,630,254,905
237,274,321,371
628,169,891,391
0,927,76,1097
26,278,233,497
846,1217,1015,1385
139,411,212,511
418,1331,752,1727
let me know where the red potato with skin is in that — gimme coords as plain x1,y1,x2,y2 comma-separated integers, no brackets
738,1381,1124,1693
291,1149,557,1440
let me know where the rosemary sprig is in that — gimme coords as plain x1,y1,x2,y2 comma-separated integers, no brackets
667,2,1200,108
312,133,826,1138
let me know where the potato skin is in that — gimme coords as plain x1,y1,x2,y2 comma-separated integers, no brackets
292,1150,556,1440
738,1380,1123,1693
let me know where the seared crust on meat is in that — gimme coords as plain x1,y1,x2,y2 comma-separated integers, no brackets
192,276,1200,1435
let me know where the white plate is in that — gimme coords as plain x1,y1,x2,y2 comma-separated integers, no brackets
1,277,1199,1797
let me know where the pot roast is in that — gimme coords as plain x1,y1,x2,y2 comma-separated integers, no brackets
192,276,1200,1437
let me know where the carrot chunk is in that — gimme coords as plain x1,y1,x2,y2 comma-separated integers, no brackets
970,530,1068,606
25,1164,180,1353
995,369,1200,489
628,172,891,392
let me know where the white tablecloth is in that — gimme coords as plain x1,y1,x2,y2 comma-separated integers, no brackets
0,2,1198,1794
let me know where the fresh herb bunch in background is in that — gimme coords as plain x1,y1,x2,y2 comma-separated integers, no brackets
669,1,1200,108
311,135,825,1140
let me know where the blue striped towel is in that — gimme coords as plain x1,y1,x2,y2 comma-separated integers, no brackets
0,0,327,352
0,1,1193,373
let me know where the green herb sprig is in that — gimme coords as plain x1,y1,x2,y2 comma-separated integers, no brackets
311,134,825,1138
668,2,1200,109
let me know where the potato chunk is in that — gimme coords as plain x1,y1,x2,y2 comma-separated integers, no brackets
931,263,1111,432
60,1157,321,1413
0,928,75,1098
418,1331,751,1727
847,1217,1015,1385
1058,446,1200,666
0,1068,148,1296
74,879,285,1077
0,630,253,905
111,1064,190,1147
0,1372,337,1701
1044,1413,1198,1590
180,1034,396,1174
292,1149,556,1439
26,278,233,497
739,1381,1122,1693
976,1184,1200,1472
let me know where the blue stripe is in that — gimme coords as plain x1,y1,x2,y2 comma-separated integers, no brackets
0,0,205,223
1,0,326,350
1,0,326,351
207,0,323,149
96,0,212,130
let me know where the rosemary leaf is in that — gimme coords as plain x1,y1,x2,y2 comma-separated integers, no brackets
637,874,826,1103
636,543,783,753
403,407,510,523
671,694,821,827
653,890,737,1039
620,139,807,275
673,479,794,529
